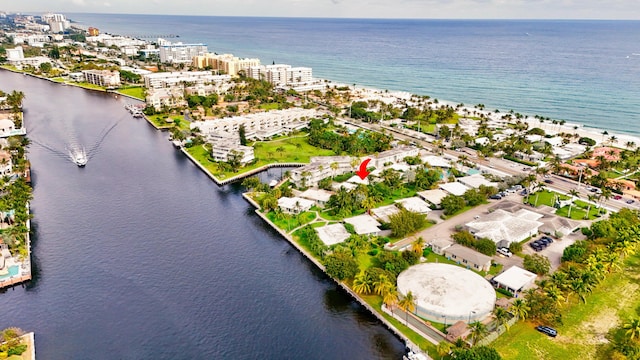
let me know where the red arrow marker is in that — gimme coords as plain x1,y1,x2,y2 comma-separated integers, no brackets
356,158,371,180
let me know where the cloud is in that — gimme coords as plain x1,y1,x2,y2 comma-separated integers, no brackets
71,0,87,5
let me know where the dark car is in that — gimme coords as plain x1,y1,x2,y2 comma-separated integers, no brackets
530,243,543,252
544,179,554,184
536,325,557,337
489,194,502,200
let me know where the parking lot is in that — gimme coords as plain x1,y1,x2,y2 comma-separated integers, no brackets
522,232,583,270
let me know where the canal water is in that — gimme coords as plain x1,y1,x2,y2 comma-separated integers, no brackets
0,71,405,359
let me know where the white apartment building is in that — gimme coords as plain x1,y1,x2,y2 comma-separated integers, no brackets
192,53,261,76
82,70,121,87
191,108,316,138
146,87,188,110
211,141,255,165
370,146,420,168
159,43,208,63
290,156,355,188
248,64,313,85
143,71,230,89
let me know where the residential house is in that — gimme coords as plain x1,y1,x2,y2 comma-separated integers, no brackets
443,244,492,272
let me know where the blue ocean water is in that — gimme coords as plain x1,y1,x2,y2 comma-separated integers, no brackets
69,14,640,135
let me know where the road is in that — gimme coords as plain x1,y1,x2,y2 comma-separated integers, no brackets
333,115,640,213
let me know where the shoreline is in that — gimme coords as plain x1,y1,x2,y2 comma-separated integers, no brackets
339,82,640,148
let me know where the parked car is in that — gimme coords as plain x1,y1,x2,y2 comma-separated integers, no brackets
614,195,623,200
530,242,543,252
535,325,558,337
497,247,513,257
489,194,502,200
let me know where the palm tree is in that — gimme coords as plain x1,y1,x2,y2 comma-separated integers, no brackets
510,299,530,320
398,291,416,326
569,278,590,304
373,274,393,296
623,318,640,341
361,196,376,215
411,237,425,254
436,341,452,357
533,183,546,207
493,307,511,331
567,189,580,218
383,287,399,310
330,162,339,179
469,321,488,345
544,284,565,305
585,194,596,219
352,272,371,295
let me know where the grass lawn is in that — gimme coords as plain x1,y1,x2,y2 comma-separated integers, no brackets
527,190,567,207
493,254,640,360
259,103,281,110
186,136,334,180
266,210,316,232
74,82,106,91
252,136,335,164
527,190,603,220
117,86,145,100
147,114,189,130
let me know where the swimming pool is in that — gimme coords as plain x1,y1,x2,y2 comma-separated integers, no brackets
0,265,19,279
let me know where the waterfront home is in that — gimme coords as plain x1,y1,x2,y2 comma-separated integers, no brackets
443,244,492,272
0,150,12,176
299,188,334,207
315,223,351,246
0,118,26,138
492,266,537,294
343,214,381,236
465,209,543,248
290,163,333,188
146,87,188,111
277,197,314,214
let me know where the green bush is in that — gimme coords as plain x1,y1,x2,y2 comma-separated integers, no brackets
423,247,432,258
509,241,522,254
8,345,27,356
367,249,379,256
496,288,514,297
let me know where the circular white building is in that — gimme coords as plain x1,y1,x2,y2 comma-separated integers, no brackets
396,263,495,324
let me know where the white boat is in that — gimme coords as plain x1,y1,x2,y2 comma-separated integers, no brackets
69,147,88,167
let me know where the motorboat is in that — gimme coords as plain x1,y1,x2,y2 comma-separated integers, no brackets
70,147,88,167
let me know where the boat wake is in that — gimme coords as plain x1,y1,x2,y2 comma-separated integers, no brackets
68,146,87,167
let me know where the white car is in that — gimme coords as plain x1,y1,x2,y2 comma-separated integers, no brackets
497,247,512,257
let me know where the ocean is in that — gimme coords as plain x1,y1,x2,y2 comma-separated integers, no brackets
68,14,640,135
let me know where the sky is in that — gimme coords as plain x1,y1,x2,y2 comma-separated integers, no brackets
3,0,640,20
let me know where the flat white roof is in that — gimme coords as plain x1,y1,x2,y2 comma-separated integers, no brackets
315,223,351,246
277,197,314,210
493,266,537,292
332,182,357,191
370,205,400,223
421,155,451,168
439,182,470,196
395,197,431,214
347,175,369,185
344,214,381,235
299,188,334,203
417,189,449,206
457,174,497,189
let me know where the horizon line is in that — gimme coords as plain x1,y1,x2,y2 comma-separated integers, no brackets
7,11,640,22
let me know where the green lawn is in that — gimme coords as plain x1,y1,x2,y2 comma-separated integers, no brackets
493,254,640,360
252,136,335,163
527,190,603,220
185,136,334,180
74,82,106,91
265,210,316,232
117,86,145,100
259,103,281,110
146,114,189,130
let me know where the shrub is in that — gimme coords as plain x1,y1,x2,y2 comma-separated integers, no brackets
422,247,432,258
367,249,379,256
475,238,497,256
509,241,522,254
496,288,514,297
324,251,359,280
523,254,551,275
